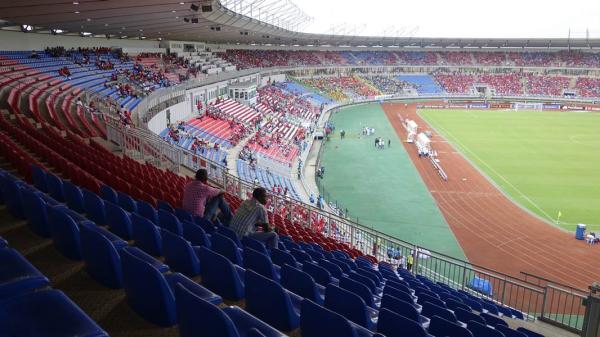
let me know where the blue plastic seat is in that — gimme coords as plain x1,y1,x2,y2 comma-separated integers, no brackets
422,301,459,324
290,248,313,264
63,180,85,213
0,236,7,248
21,189,51,237
244,269,301,331
339,275,378,309
318,259,345,279
0,248,49,299
117,191,138,213
47,205,82,260
511,309,525,320
100,185,118,204
120,246,221,326
482,301,501,316
325,283,376,330
464,298,484,312
356,267,382,287
158,209,183,235
0,176,24,218
136,199,158,223
242,236,269,255
197,246,245,301
161,228,201,277
46,173,65,202
131,213,163,256
331,250,350,260
480,312,508,327
174,283,284,337
281,240,301,251
467,320,505,337
195,216,216,233
300,299,373,337
243,247,280,282
429,315,473,337
79,222,125,288
418,292,446,308
105,201,133,240
349,271,378,294
305,249,325,261
497,305,516,318
0,289,109,337
303,261,334,286
380,293,429,327
83,189,106,225
516,327,544,337
157,199,175,213
280,264,324,305
496,325,528,337
385,280,415,296
211,232,243,265
376,307,433,337
455,307,486,325
331,257,354,273
30,165,48,193
217,225,243,247
175,208,194,223
271,248,299,268
182,220,211,248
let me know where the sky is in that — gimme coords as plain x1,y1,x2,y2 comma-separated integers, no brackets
288,0,600,38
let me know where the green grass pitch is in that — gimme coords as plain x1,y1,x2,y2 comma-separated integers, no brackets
419,108,600,232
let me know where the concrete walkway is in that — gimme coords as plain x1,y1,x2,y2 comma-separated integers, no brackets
224,131,256,177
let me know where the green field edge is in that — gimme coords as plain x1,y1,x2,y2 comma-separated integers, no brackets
417,110,572,233
317,104,468,260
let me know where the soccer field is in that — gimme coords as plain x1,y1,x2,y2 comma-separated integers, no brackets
319,104,467,260
419,108,600,231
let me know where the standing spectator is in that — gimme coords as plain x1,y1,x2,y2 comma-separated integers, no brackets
407,252,414,272
230,187,279,249
182,169,233,225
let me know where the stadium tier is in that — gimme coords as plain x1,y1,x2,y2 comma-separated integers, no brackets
3,5,600,334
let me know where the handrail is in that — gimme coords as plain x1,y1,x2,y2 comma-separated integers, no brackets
520,271,588,293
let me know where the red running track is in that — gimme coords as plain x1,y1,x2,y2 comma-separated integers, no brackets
382,102,599,290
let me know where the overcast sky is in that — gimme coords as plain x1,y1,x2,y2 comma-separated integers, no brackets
291,0,600,38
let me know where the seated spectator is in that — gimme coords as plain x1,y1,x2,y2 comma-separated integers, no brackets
230,187,278,249
182,169,233,225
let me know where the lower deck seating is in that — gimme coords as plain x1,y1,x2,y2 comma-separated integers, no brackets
237,160,300,200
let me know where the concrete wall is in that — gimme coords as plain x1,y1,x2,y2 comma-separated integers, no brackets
147,100,191,135
260,74,286,86
0,30,159,51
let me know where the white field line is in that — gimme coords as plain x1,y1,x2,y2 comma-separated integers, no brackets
423,113,557,223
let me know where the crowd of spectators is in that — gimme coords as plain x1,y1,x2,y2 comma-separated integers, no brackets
301,76,381,100
526,74,571,96
366,76,416,94
434,72,476,93
218,49,600,69
257,84,318,121
575,77,600,97
479,73,523,95
438,51,473,65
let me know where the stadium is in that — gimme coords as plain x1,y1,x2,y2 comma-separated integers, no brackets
1,0,600,336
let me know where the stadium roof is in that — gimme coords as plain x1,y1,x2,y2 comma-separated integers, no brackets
1,0,600,50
